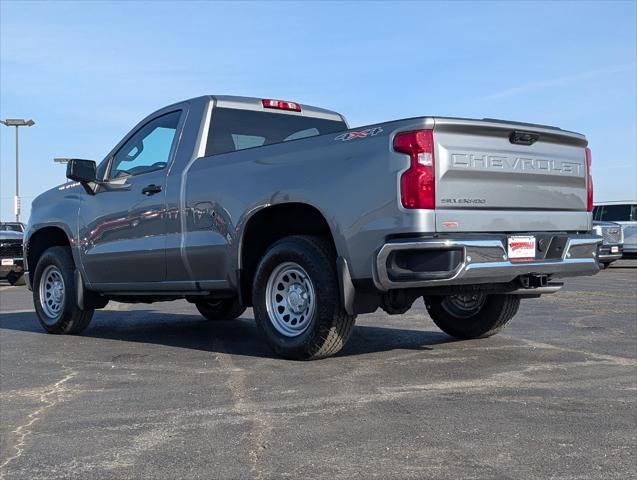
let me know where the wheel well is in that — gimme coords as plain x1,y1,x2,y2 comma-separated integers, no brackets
240,203,336,305
27,227,71,272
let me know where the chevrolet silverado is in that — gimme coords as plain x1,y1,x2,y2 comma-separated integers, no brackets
24,95,601,359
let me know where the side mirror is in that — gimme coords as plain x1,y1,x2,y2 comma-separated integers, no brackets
66,159,97,184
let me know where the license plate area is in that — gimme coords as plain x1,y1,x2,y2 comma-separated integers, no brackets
1,258,14,266
611,246,619,253
507,236,536,262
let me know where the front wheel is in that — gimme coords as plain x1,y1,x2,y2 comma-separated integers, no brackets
424,293,520,339
33,246,94,334
252,235,356,360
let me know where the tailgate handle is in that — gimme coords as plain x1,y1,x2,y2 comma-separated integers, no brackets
509,130,539,146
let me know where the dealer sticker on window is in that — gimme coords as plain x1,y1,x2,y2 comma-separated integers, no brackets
507,236,536,262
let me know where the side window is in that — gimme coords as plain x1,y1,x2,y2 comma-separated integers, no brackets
108,111,181,179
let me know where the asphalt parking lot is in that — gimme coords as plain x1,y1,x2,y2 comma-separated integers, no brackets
1,261,635,480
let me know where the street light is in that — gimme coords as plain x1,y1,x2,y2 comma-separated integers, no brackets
1,118,35,222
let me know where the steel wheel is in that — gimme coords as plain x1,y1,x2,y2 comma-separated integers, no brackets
38,265,65,322
265,261,316,337
441,293,487,319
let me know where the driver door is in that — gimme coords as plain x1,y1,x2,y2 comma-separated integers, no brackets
79,110,182,285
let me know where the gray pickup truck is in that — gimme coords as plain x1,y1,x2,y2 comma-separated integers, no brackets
25,95,601,359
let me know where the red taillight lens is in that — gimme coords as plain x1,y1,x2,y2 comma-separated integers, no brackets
262,99,301,112
585,147,593,212
394,129,436,209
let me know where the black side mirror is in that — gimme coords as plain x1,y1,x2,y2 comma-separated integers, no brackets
66,159,97,184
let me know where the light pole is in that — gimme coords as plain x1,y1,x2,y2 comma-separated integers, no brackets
1,118,35,222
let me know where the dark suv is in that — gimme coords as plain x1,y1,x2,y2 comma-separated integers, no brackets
1,227,25,285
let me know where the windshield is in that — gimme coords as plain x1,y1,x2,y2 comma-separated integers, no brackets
0,223,24,232
593,204,637,222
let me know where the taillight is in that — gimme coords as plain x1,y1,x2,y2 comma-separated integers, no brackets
262,99,301,112
394,129,436,209
585,147,593,212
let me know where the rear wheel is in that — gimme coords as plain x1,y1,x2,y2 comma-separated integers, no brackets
33,246,94,334
195,299,245,321
424,293,520,339
252,235,356,360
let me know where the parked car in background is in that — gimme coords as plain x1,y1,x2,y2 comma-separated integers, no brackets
593,202,637,257
0,228,25,285
593,221,623,268
0,222,25,233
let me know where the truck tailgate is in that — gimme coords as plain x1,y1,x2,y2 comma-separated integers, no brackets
433,117,590,232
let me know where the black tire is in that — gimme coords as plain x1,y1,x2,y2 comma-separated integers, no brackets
252,235,356,360
195,299,245,321
599,262,611,270
7,272,26,286
33,246,94,334
424,294,520,339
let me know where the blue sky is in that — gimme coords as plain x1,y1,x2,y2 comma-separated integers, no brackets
1,0,636,221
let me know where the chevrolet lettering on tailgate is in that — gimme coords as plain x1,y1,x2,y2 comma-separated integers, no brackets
450,152,583,176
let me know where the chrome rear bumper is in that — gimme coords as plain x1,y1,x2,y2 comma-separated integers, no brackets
374,234,601,291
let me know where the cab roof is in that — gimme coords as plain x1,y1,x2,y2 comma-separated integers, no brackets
184,95,346,124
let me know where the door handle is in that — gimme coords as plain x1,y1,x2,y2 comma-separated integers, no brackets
142,184,162,196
